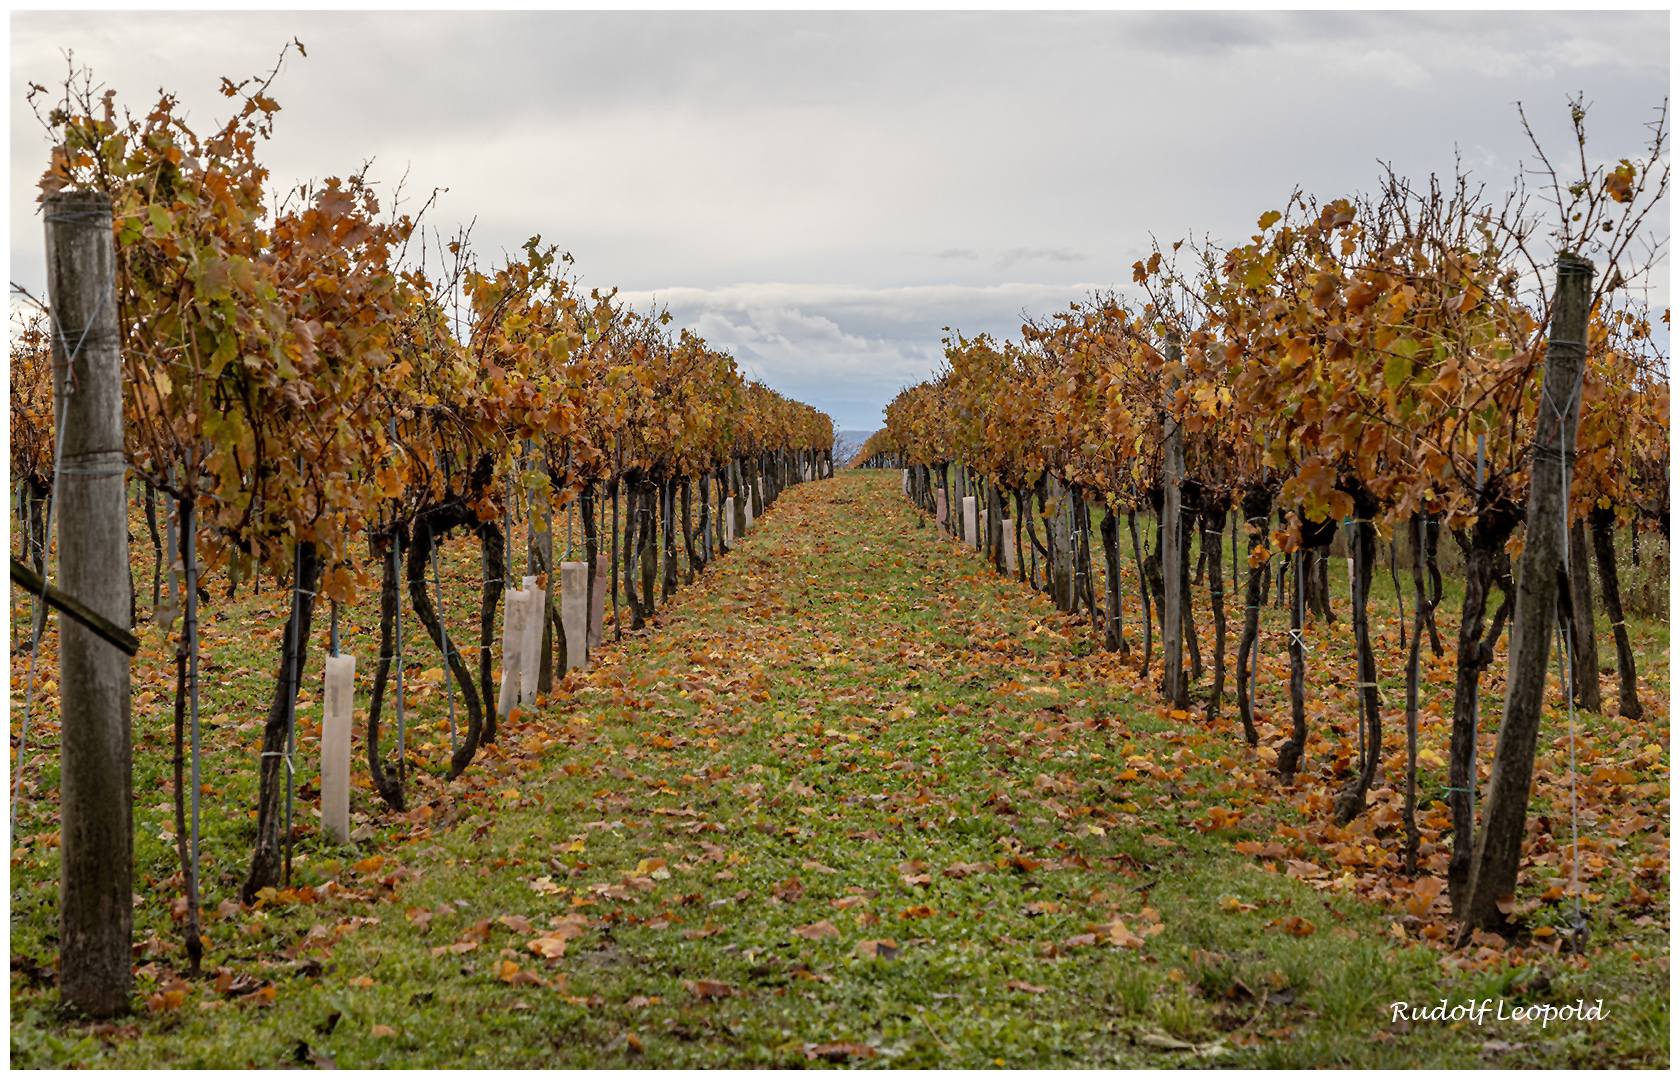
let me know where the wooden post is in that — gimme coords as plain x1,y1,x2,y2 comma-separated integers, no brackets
1463,255,1593,929
1161,337,1185,705
47,190,133,1017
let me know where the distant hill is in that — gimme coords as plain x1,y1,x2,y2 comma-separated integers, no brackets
833,428,879,465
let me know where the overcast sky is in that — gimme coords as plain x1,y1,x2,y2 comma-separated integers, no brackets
10,10,1670,431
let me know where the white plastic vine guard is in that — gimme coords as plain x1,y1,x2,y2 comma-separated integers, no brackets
498,586,527,717
321,653,356,845
560,561,588,672
519,575,543,705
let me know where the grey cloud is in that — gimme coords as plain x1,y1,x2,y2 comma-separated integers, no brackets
995,247,1086,271
10,12,1666,426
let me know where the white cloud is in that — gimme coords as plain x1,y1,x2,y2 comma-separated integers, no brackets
10,11,1666,425
615,282,1126,429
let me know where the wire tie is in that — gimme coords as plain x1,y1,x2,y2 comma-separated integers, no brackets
54,463,128,477
44,209,114,225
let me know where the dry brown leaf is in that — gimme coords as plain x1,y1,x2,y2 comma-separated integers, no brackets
808,1042,877,1061
794,919,841,940
942,861,989,879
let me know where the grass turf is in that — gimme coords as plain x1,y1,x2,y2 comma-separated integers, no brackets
9,469,1669,1067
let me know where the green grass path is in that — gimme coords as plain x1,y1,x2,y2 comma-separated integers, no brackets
10,470,1668,1067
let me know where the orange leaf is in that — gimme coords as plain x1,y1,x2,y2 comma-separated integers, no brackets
794,919,840,940
691,979,734,999
1266,915,1316,937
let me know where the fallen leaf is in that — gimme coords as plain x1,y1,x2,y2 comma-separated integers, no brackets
943,861,990,879
807,1042,877,1061
1105,921,1146,949
794,919,840,940
1266,916,1316,937
1004,979,1048,993
691,979,734,999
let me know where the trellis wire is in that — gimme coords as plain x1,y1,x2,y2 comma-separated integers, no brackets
431,539,458,755
1471,432,1485,827
1548,351,1588,946
395,543,406,786
281,541,303,886
10,227,113,841
184,496,202,919
390,416,405,787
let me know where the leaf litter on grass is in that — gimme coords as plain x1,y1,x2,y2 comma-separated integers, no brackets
8,470,1669,1068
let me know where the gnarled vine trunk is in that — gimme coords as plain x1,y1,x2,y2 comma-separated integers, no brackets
405,509,490,780
1445,509,1517,916
1333,493,1381,824
364,531,406,812
1234,484,1271,747
241,540,322,905
1589,506,1642,720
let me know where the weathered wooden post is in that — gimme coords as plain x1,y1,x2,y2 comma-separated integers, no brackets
47,190,133,1017
1463,255,1593,929
1162,337,1185,706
